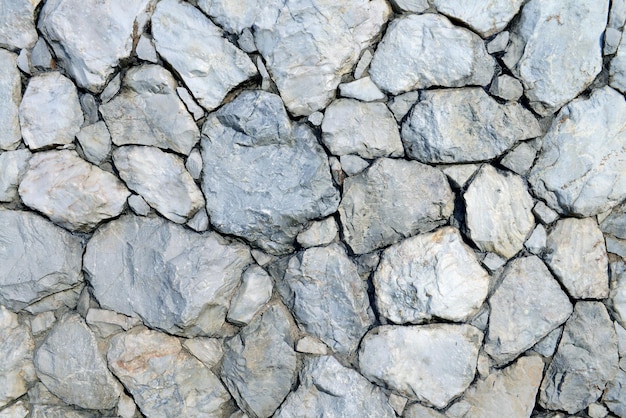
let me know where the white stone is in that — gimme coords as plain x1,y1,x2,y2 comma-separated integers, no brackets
99,73,121,103
127,194,150,216
354,50,373,79
441,164,480,189
388,0,428,13
533,201,559,225
295,336,328,355
0,0,40,50
136,34,158,63
296,217,338,248
227,265,273,325
610,256,626,330
0,149,31,203
177,87,205,121
487,31,510,54
0,50,22,150
182,338,223,369
307,111,324,126
338,77,386,102
185,148,203,180
432,0,525,37
524,225,547,255
238,28,256,53
500,142,537,175
387,90,420,122
186,209,209,232
76,121,111,165
489,74,524,101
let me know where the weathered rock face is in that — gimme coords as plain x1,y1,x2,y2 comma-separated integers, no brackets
0,210,83,311
83,215,252,336
401,88,541,164
529,86,626,217
0,0,40,50
369,14,495,95
432,0,525,37
0,149,31,203
201,90,339,254
0,49,22,151
609,255,626,330
75,122,111,166
108,327,234,417
38,0,155,92
227,265,273,325
18,150,130,232
339,158,454,254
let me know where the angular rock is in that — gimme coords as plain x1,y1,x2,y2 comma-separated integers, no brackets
221,303,297,417
500,142,537,175
275,356,396,418
0,400,29,418
201,90,339,254
19,72,83,150
0,149,31,202
0,210,83,311
369,14,495,95
340,158,454,254
151,0,257,111
227,265,273,325
544,218,609,299
388,0,429,13
296,217,338,248
401,88,540,164
441,164,480,189
504,0,609,113
177,87,205,121
489,74,524,101
0,0,40,50
38,0,155,92
182,338,223,369
485,256,573,365
374,227,490,324
84,215,252,336
540,302,619,414
76,122,111,166
136,34,158,63
338,77,386,102
524,225,547,255
533,201,559,225
113,146,204,223
321,99,403,159
280,244,374,354
295,336,327,355
108,327,234,417
127,194,150,216
359,324,483,408
601,202,626,257
0,50,21,150
29,38,54,72
19,150,130,232
403,404,446,418
611,33,626,92
603,369,626,417
387,90,420,122
340,155,369,177
432,0,524,37
99,73,121,103
533,327,562,358
30,405,93,418
100,65,200,155
34,313,122,410
186,209,209,232
609,255,626,329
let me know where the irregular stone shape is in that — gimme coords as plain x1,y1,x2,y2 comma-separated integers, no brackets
0,210,83,311
359,324,483,408
34,313,122,410
201,90,339,255
339,158,454,254
529,87,626,216
0,50,21,150
389,0,428,13
100,65,200,155
464,165,535,259
533,201,559,225
19,72,83,150
182,338,223,369
524,224,547,255
489,74,524,102
76,122,111,166
280,244,374,354
369,14,495,95
151,0,256,111
38,0,154,92
340,155,369,177
540,302,619,414
0,306,36,407
85,308,140,338
401,88,541,163
296,217,338,248
441,164,480,189
374,227,489,324
486,256,573,365
0,0,40,50
221,303,297,418
0,149,31,202
227,265,273,325
609,255,626,330
108,327,233,417
275,356,396,418
295,336,327,355
0,400,29,418
30,405,93,418
403,403,446,418
533,327,562,358
84,215,252,336
432,0,524,37
338,77,386,102
136,34,158,63
611,34,626,93
603,369,626,417
504,0,608,113
602,201,626,244
500,142,537,175
544,218,609,299
321,99,403,159
113,146,204,223
18,150,130,232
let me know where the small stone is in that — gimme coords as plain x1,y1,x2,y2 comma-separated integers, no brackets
524,225,547,255
338,77,386,102
23,284,83,315
182,149,203,181
76,121,111,165
487,31,510,54
0,0,40,50
340,155,369,177
186,208,209,232
251,250,276,267
227,265,273,325
182,337,223,369
79,93,99,126
388,0,429,13
238,28,256,53
609,256,626,329
489,74,524,101
29,311,56,336
482,253,507,272
533,201,559,225
605,27,622,55
611,32,626,92
296,217,338,248
603,369,626,417
388,394,407,416
533,327,562,357
295,336,328,355
0,400,29,418
16,48,30,74
433,0,523,37
588,403,609,418
255,56,271,90
29,37,54,72
441,164,480,189
387,91,419,122
99,73,121,103
307,111,324,126
19,72,83,150
615,321,626,357
403,403,446,418
117,393,137,418
127,194,150,216
85,308,139,338
354,49,373,79
470,307,490,331
136,34,158,63
329,156,343,185
0,149,31,202
500,142,537,175
177,87,205,121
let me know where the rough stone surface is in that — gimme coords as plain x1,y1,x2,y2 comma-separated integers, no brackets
533,201,560,225
0,149,31,203
296,217,338,248
340,158,454,254
338,77,386,102
359,324,483,408
609,256,626,330
83,215,252,336
603,369,626,417
75,122,111,166
227,265,273,325
489,74,524,101
401,88,541,163
369,14,496,95
18,150,130,232
432,0,524,37
0,50,22,150
500,142,537,175
0,0,40,50
182,338,223,369
340,155,369,177
374,227,489,324
524,224,547,255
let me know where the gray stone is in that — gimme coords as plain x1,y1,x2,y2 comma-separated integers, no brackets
403,403,446,418
84,215,252,336
99,73,121,103
322,99,403,159
296,217,338,248
117,393,137,418
79,93,99,126
34,313,122,410
588,403,609,418
388,394,407,416
0,306,36,408
39,0,154,92
374,227,490,324
0,50,22,150
76,121,111,165
177,87,205,121
603,369,626,417
0,210,83,311
487,31,510,54
359,324,483,408
227,265,273,325
221,303,297,418
500,142,537,175
611,32,626,92
615,321,626,357
85,308,140,338
433,0,523,37
504,0,608,114
113,146,204,223
441,164,480,189
609,256,626,329
201,90,339,254
482,253,507,273
340,158,454,254
533,327,562,357
369,14,495,95
256,56,271,91
19,150,129,232
281,244,373,354
151,0,257,111
100,65,200,155
524,225,547,255
136,34,158,63
128,194,150,216
186,209,209,232
401,88,541,164
23,284,83,315
609,0,626,29
338,77,386,102
182,337,223,369
533,201,559,225
389,0,428,13
354,50,373,79
19,72,83,150
605,27,622,56
275,356,396,418
295,336,327,355
30,38,54,72
387,90,420,122
307,111,324,126
0,149,31,202
237,28,256,53
544,218,609,299
540,302,619,414
108,327,234,417
602,201,626,241
30,406,93,418
16,48,30,74
340,155,369,177
465,165,535,259
0,0,40,50
485,256,573,365
29,311,56,336
489,74,524,101
185,148,203,180
0,400,29,418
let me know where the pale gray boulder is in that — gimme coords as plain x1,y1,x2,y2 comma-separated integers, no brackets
0,0,40,50
227,265,273,325
0,49,22,150
432,0,524,37
0,149,31,202
603,369,626,417
338,77,386,102
489,74,524,101
500,142,537,175
296,217,338,248
75,122,111,166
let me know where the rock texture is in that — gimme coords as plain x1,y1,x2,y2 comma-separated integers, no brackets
432,0,525,37
0,0,40,50
0,49,22,150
